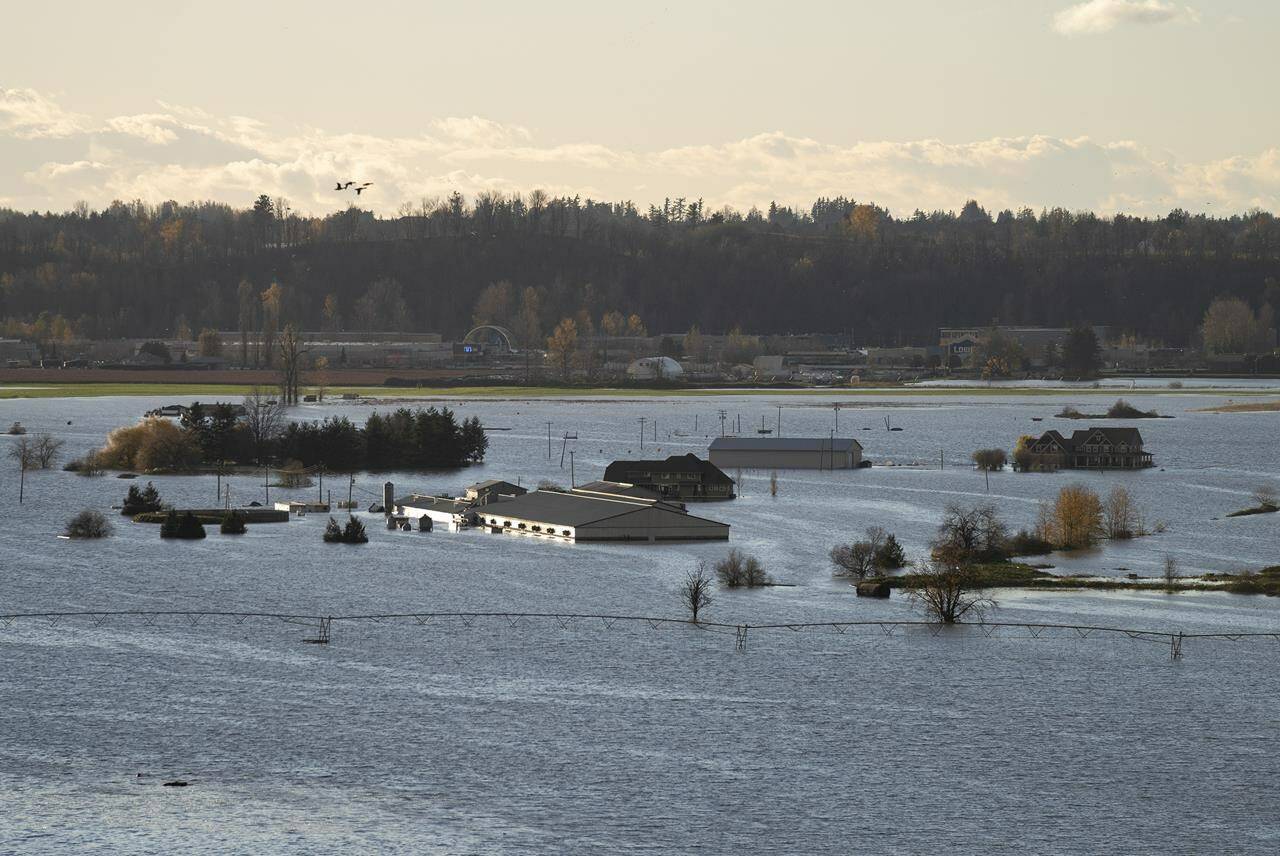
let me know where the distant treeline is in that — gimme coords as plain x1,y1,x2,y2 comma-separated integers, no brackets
94,403,487,472
3,195,1279,348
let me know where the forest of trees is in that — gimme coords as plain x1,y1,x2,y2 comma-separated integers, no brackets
2,194,1279,350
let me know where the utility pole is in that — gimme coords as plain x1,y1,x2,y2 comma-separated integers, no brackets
546,422,553,459
639,417,646,451
833,403,841,434
264,464,269,506
318,464,325,503
348,474,355,508
718,409,727,437
569,450,575,487
777,405,783,437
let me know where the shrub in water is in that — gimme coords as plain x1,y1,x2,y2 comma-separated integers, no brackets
66,510,112,539
220,510,248,535
323,517,344,543
342,516,369,544
160,510,206,540
122,481,162,516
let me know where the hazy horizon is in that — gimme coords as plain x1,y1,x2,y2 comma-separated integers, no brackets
4,0,1278,218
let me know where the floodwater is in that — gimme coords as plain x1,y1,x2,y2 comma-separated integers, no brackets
1,389,1278,853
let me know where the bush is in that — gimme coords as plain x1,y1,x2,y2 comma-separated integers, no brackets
121,481,162,516
220,510,247,534
715,548,769,587
343,516,369,544
64,450,105,476
160,510,206,540
98,418,201,472
1006,529,1053,556
324,515,369,544
1106,399,1158,418
66,510,112,539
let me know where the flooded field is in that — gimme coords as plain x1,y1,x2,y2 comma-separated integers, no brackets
2,389,1278,853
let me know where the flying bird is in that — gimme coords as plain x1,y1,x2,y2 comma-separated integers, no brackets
334,181,355,190
355,182,373,196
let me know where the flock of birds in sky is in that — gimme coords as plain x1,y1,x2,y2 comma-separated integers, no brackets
334,180,374,196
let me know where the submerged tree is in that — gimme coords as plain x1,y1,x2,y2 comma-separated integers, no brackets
680,563,714,622
904,560,996,624
66,510,113,539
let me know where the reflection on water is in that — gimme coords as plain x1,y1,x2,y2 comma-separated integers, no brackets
1,391,1278,852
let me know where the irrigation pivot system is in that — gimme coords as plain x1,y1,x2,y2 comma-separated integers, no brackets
3,609,1277,659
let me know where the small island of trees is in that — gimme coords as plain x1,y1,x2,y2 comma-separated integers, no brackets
93,393,487,473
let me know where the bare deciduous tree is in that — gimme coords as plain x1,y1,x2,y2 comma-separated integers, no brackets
1163,555,1179,592
715,548,770,587
33,433,64,469
1253,484,1278,511
680,563,714,622
933,502,1007,563
243,387,285,463
904,560,996,624
830,541,877,580
277,323,305,405
1104,485,1142,539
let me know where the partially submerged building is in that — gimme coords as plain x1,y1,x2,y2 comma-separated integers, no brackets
463,479,528,506
393,493,476,531
1020,428,1154,471
602,453,736,501
478,488,729,543
708,437,863,470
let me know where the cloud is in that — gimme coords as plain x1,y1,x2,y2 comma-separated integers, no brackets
2,90,1278,219
0,88,90,138
1053,0,1199,35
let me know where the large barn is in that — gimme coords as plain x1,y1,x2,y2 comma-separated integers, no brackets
709,437,863,470
477,487,729,543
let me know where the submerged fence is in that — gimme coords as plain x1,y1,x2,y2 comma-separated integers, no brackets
3,608,1278,659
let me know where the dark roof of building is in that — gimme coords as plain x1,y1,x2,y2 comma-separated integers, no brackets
709,437,862,452
573,480,662,500
1034,427,1145,452
603,453,732,483
468,479,523,491
1069,427,1144,446
479,489,726,529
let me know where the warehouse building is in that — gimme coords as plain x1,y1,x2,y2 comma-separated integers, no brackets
479,488,729,543
708,437,863,470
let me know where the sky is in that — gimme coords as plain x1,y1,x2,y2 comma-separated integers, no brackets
2,0,1278,218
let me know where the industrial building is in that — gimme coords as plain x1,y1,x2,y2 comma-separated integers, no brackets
708,437,863,470
478,488,729,543
603,453,735,501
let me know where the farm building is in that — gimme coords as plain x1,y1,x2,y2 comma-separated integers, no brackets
463,479,528,506
708,437,863,470
603,453,735,501
478,488,729,543
393,494,476,531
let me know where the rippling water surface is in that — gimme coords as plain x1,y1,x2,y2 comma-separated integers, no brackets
1,389,1278,853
